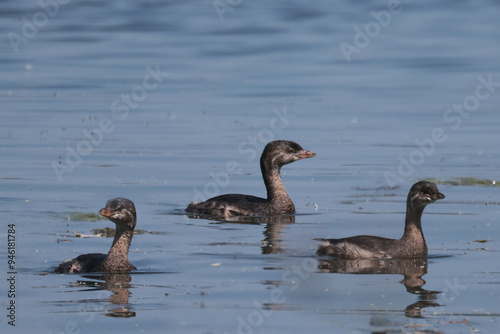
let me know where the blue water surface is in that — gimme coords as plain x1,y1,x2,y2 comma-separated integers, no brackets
1,0,500,333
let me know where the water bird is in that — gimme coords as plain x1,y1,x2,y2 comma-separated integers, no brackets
186,140,316,219
316,181,445,259
55,198,137,273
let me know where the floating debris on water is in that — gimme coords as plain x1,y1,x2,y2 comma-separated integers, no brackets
427,177,500,187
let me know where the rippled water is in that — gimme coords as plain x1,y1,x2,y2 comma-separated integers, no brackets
1,0,500,333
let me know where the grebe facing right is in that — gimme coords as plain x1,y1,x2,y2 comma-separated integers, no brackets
316,181,444,259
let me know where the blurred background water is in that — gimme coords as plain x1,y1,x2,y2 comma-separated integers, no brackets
1,0,499,333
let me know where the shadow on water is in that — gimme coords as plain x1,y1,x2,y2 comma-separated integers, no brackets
317,257,442,319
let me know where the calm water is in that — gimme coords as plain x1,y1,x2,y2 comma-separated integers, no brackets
1,0,500,333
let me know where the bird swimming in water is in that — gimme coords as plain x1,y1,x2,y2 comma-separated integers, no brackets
316,181,445,259
55,198,137,273
186,140,316,219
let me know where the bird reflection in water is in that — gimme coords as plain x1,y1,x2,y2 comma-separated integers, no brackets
260,215,295,255
187,212,296,255
73,273,135,318
317,257,441,318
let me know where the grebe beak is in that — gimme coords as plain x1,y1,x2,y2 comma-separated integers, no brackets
297,150,316,160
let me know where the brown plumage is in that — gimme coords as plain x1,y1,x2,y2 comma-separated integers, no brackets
316,181,445,259
186,140,316,219
55,198,137,273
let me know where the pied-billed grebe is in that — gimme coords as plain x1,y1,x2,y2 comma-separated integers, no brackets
186,140,316,218
316,181,445,259
55,198,137,273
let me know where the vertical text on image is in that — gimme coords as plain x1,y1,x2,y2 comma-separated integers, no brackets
7,224,17,326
